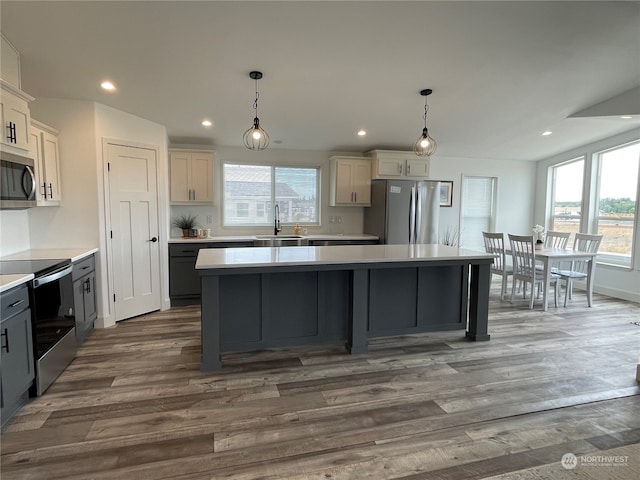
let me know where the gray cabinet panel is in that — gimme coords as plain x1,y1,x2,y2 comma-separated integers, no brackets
1,284,34,427
72,254,96,344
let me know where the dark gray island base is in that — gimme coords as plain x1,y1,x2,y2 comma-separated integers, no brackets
197,244,493,370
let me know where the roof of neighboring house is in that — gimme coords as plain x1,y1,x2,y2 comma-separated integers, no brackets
225,181,298,198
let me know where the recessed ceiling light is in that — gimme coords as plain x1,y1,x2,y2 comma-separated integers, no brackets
100,81,116,91
620,116,633,119
201,120,212,127
542,131,553,136
357,130,367,136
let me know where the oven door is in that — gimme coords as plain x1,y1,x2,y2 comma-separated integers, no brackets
32,265,77,395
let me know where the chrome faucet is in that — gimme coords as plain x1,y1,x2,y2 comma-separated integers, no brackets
274,203,281,235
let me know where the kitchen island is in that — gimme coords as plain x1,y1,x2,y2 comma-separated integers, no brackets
196,244,493,370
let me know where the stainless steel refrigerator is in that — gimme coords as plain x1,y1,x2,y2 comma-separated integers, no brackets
364,179,441,244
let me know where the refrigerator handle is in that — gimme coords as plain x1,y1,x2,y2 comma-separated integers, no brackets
409,185,416,244
415,183,423,243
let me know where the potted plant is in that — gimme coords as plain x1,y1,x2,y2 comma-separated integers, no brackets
172,213,199,238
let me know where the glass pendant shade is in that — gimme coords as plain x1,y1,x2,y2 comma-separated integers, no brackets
243,117,270,150
413,127,437,156
243,71,269,151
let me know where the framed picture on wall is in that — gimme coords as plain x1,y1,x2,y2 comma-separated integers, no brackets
440,181,453,207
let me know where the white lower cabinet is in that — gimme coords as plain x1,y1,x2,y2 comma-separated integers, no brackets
30,119,61,206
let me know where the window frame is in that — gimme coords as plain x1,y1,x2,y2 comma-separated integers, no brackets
591,140,639,268
459,175,498,251
222,162,321,227
549,156,585,233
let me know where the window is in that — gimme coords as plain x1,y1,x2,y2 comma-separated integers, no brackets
594,141,639,267
460,176,497,251
550,158,584,233
223,164,320,226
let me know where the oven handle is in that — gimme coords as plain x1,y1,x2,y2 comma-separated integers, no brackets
34,265,73,288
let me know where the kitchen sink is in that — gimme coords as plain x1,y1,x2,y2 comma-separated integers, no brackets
253,235,309,247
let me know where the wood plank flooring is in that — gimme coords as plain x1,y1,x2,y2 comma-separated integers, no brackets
1,282,639,479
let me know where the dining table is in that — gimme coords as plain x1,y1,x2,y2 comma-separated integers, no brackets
535,247,598,311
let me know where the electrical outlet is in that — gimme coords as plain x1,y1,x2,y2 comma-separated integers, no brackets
329,216,335,223
336,216,342,224
206,215,213,224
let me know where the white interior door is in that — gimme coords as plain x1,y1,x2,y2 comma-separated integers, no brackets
107,143,161,321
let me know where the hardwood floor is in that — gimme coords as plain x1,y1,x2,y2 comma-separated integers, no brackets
1,281,639,479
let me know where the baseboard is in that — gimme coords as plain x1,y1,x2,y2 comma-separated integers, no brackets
593,285,640,303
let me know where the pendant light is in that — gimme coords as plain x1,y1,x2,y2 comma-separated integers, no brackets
413,88,437,157
243,71,270,150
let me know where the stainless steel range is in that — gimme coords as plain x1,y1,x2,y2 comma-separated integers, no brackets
0,259,76,395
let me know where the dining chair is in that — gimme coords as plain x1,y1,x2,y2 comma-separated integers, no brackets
482,232,513,300
541,230,571,273
557,233,603,307
508,234,559,309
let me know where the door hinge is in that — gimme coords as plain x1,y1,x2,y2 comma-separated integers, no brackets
113,294,116,302
110,230,113,239
107,162,110,171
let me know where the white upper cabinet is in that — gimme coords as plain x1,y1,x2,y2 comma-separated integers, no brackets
169,149,214,204
1,80,33,156
30,119,61,206
329,156,371,206
366,150,430,180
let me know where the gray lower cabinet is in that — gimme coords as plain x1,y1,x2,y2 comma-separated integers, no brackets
72,254,97,344
1,283,35,428
169,242,253,305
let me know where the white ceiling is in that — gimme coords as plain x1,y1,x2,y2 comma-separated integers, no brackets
1,1,639,161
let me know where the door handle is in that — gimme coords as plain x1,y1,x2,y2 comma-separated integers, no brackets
48,183,54,199
85,278,91,294
1,328,9,353
149,237,158,242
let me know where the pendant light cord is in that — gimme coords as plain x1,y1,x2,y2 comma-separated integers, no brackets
253,79,260,117
423,98,429,129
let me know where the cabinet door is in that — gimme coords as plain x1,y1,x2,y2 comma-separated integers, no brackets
0,92,30,153
169,256,200,297
334,161,355,204
41,130,61,201
169,153,191,202
406,158,429,178
352,160,371,205
84,273,97,323
190,154,213,202
73,278,86,338
376,158,403,177
29,127,46,202
1,309,34,410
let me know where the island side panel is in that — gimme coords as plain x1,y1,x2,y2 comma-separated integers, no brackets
347,268,368,354
466,261,491,341
200,275,222,370
416,263,467,331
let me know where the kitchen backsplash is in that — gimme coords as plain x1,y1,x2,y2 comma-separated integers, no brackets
0,210,30,256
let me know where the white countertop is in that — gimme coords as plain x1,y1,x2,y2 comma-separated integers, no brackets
1,248,98,263
196,244,494,270
0,273,34,293
170,234,379,243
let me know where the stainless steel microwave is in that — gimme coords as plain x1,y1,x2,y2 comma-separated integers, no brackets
0,150,36,209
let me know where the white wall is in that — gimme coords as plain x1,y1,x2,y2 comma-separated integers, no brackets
534,128,640,302
169,146,366,238
0,210,30,255
94,103,169,324
27,99,169,328
169,148,537,243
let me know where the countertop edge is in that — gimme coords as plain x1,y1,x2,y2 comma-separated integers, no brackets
0,273,34,293
169,234,379,244
1,247,99,263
